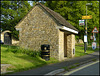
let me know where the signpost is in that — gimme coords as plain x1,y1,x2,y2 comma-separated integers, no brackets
79,20,85,26
92,42,96,50
84,35,87,42
84,35,87,52
81,15,92,53
91,27,99,50
82,15,92,19
92,27,99,33
90,36,93,40
82,3,92,53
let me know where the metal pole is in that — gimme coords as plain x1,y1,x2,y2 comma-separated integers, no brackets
84,5,87,53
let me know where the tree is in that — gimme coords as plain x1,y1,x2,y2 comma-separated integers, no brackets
45,1,99,44
1,1,32,39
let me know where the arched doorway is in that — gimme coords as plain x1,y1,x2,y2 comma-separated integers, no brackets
4,32,12,45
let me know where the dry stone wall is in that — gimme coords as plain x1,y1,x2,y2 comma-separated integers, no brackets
18,5,59,59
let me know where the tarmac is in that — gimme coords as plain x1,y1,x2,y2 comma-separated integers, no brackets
6,50,99,75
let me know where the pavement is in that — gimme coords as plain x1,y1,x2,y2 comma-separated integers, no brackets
6,50,99,75
1,64,13,75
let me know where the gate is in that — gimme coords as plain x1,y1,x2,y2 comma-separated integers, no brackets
4,32,12,45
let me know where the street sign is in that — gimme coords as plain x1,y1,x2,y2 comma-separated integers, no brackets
93,36,96,41
79,20,85,26
92,42,96,50
84,35,87,42
82,15,92,19
90,36,93,40
92,27,99,33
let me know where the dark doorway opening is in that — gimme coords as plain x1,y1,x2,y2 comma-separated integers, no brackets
64,33,67,57
4,32,12,45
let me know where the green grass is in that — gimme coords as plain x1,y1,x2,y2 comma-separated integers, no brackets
75,43,84,46
1,45,59,73
1,44,99,74
75,45,99,57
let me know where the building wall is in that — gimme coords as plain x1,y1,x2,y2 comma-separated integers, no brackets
12,38,19,45
58,31,75,61
67,34,75,58
16,5,76,61
1,33,4,42
18,5,60,59
1,30,11,42
58,30,64,61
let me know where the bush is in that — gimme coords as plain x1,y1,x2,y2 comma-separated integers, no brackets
21,49,41,57
5,45,41,57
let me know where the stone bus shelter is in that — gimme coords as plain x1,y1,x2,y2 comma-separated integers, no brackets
15,2,78,61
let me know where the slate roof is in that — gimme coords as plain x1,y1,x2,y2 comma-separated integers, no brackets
37,2,78,31
16,2,78,32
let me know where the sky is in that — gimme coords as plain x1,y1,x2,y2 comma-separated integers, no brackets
28,1,33,6
28,1,46,6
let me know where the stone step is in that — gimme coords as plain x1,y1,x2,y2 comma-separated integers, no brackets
1,64,13,74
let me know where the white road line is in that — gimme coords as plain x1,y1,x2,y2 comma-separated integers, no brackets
64,60,99,75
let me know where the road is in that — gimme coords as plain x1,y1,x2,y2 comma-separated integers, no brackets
64,60,99,75
7,51,99,75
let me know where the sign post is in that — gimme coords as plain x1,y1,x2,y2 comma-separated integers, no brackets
79,20,85,26
82,3,92,53
92,27,99,50
92,27,99,33
84,35,87,52
82,15,92,19
92,42,96,50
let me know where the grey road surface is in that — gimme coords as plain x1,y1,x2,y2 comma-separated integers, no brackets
8,51,99,75
64,61,99,75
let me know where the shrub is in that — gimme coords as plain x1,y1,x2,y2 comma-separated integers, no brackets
5,45,41,57
21,49,41,57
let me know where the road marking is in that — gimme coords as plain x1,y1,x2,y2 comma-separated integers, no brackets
64,60,99,75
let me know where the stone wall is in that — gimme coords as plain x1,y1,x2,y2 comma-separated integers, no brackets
58,30,64,61
1,33,4,42
18,5,60,59
12,38,19,45
72,34,75,57
67,34,75,58
75,39,84,44
58,31,75,60
1,30,11,42
1,31,19,45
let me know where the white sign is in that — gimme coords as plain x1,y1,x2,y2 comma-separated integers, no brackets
79,20,85,26
92,27,99,33
90,36,93,40
84,35,87,42
92,42,96,50
93,36,96,41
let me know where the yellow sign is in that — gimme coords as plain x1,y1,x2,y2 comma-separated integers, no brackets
82,15,92,19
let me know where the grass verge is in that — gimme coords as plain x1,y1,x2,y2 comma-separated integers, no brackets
75,45,99,57
1,44,99,75
1,45,59,74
